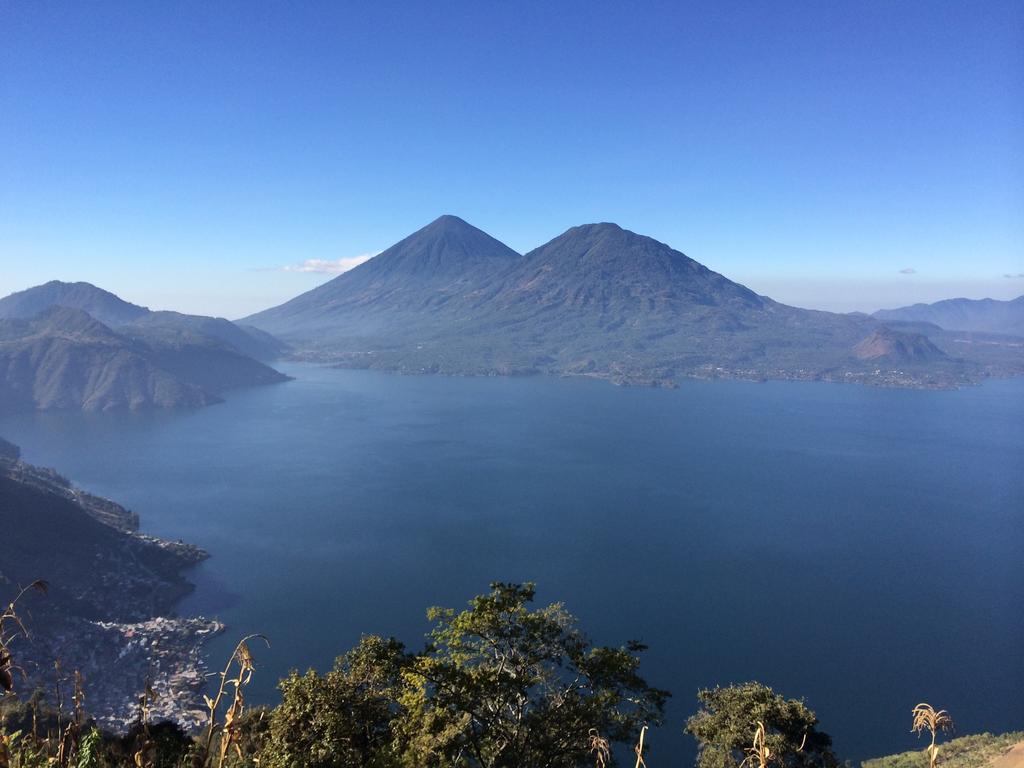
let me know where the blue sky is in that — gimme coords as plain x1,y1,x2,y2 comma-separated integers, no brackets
1,1,1021,316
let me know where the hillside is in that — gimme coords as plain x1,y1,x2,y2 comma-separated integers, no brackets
874,296,1024,337
0,306,289,413
0,281,288,360
244,217,1014,388
126,311,288,361
862,732,1024,768
2,446,141,532
450,222,874,376
853,327,947,362
0,441,216,727
0,280,150,326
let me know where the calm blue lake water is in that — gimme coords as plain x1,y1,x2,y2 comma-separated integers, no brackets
2,364,1022,763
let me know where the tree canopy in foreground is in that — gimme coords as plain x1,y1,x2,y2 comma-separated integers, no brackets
262,582,668,768
685,681,839,768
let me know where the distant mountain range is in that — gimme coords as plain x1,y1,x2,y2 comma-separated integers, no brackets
244,215,1024,388
5,222,1020,399
873,295,1024,337
0,282,290,413
0,280,285,360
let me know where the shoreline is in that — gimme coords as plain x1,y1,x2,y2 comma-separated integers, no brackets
28,613,225,731
0,447,227,732
300,355,1021,391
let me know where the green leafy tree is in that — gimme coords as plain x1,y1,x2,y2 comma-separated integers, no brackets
685,682,838,768
397,582,668,768
259,635,410,768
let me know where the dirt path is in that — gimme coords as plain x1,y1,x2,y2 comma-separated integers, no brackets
989,742,1024,768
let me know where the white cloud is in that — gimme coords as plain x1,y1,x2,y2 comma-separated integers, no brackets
898,267,917,275
282,252,379,274
1003,273,1024,279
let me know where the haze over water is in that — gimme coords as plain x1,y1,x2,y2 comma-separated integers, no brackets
2,364,1021,763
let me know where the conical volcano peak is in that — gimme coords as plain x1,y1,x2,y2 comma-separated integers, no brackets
424,213,475,231
553,222,627,242
239,215,522,333
544,222,670,254
513,222,766,311
529,221,695,267
401,214,518,256
368,215,520,277
569,222,625,234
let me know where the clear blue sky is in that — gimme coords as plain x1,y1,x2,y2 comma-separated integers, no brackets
1,1,1021,316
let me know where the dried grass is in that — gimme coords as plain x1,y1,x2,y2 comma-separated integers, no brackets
913,703,954,768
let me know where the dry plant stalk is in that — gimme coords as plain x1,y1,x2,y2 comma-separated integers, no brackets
202,634,268,768
55,663,87,767
53,659,67,761
72,670,85,728
740,720,808,768
133,680,157,768
741,721,773,768
589,728,610,768
912,703,954,768
60,670,86,766
634,724,649,768
0,580,48,694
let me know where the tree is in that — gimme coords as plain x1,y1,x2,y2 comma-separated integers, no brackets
396,582,668,768
685,682,838,768
259,635,410,768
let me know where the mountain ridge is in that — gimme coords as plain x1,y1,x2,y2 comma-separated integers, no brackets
0,306,289,413
477,222,768,319
873,295,1024,337
0,281,287,360
241,216,1022,388
0,280,150,326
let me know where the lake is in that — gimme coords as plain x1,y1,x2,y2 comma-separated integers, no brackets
1,363,1021,763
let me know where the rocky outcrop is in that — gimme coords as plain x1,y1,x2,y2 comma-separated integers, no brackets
853,326,947,362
